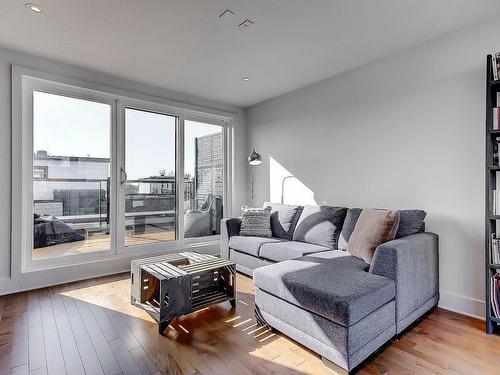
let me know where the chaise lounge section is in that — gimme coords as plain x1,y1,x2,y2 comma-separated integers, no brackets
221,203,439,373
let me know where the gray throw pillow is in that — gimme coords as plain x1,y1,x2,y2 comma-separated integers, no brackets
263,201,303,240
240,206,272,237
292,205,347,249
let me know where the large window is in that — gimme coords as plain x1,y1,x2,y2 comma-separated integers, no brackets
17,71,231,270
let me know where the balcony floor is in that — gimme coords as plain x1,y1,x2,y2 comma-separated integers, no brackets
32,230,176,260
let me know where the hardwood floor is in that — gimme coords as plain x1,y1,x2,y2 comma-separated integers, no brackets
0,272,499,375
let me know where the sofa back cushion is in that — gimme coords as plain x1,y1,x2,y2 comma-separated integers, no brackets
240,206,272,237
347,209,400,263
292,205,347,249
338,208,362,250
338,208,426,250
396,209,427,238
263,201,303,240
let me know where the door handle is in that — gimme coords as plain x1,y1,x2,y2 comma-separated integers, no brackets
120,167,128,185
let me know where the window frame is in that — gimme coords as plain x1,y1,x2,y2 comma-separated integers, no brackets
12,66,234,273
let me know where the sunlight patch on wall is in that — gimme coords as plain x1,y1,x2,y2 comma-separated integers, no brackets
269,157,316,205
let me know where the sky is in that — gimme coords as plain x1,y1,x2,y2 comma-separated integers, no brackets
33,91,222,180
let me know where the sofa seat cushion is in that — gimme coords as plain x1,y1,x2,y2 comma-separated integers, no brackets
256,289,395,360
259,241,330,262
253,251,395,327
228,236,286,257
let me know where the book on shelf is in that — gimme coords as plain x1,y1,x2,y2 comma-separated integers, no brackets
494,140,499,165
492,234,500,264
493,53,500,81
494,108,500,130
493,190,500,215
492,273,500,318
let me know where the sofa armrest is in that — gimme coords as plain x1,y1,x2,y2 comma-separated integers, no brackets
369,232,439,328
220,218,242,260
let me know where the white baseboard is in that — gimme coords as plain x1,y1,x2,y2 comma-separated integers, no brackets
439,290,485,320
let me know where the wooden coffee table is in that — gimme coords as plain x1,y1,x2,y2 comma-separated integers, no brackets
130,252,236,334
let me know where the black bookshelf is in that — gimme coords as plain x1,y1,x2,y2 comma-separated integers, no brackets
486,54,500,334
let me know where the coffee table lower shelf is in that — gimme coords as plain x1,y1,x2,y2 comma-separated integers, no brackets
130,252,236,334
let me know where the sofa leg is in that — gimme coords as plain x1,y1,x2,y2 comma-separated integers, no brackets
321,357,349,374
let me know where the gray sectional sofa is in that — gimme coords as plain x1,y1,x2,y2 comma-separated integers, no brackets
220,202,439,373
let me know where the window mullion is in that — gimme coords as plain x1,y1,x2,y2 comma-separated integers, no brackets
177,115,185,242
113,99,125,254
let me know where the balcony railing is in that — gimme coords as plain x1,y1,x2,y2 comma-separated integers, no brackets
34,177,196,229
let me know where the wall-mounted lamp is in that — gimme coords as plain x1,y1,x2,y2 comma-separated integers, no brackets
248,149,262,166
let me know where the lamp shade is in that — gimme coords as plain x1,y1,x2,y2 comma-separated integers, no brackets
248,149,262,166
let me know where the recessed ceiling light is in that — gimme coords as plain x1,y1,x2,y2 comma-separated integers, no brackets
243,77,251,81
25,3,43,13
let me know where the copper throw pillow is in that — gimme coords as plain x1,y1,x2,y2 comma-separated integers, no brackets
347,209,400,263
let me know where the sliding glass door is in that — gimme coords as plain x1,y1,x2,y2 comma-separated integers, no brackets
123,108,177,247
118,108,227,250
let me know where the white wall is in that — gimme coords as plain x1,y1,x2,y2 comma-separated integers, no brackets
0,46,246,294
245,20,500,319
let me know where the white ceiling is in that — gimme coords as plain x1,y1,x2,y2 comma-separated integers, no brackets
1,0,499,107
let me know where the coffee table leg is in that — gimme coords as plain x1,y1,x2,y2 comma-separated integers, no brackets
229,298,236,309
159,319,172,335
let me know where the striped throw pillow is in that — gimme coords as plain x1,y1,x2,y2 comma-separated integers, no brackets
240,206,272,237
